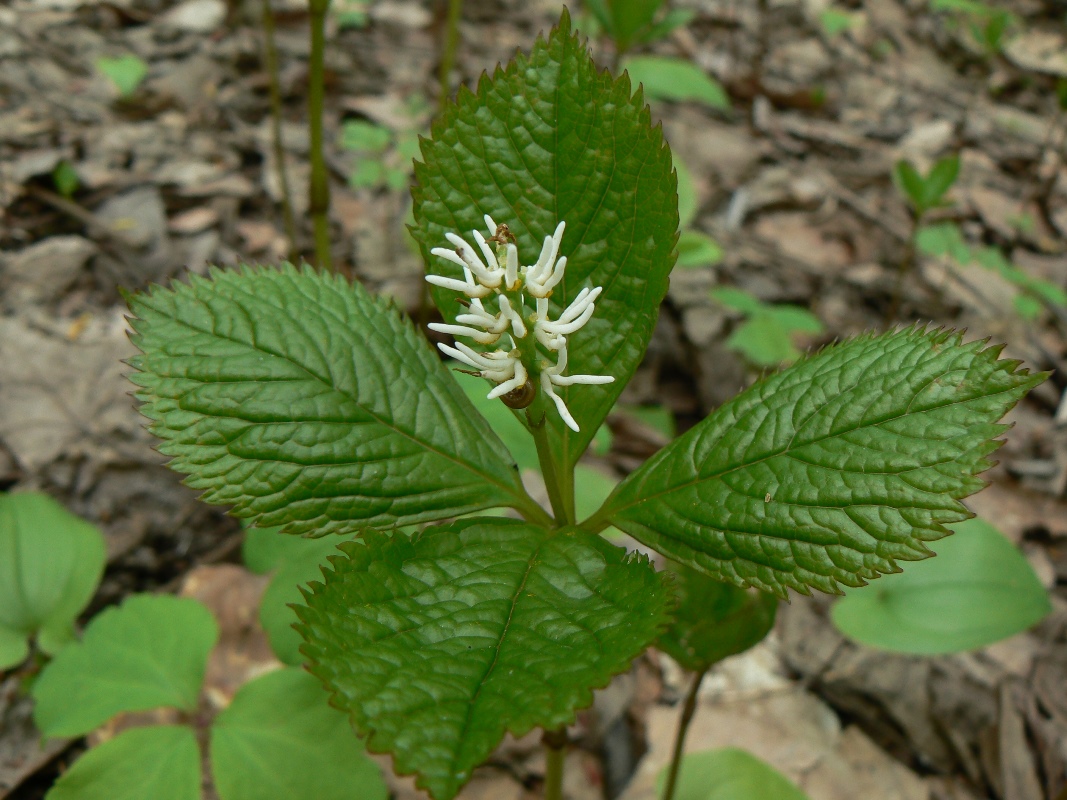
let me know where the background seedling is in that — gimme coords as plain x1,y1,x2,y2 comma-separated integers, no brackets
96,55,148,97
709,286,824,367
0,492,106,670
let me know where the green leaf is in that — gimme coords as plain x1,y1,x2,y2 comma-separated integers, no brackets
726,315,801,366
623,56,731,109
46,726,200,800
915,222,971,264
0,492,106,669
412,11,678,469
96,55,147,97
591,328,1045,597
33,595,218,737
924,154,960,208
657,564,777,672
211,668,388,800
341,121,392,153
709,286,763,315
766,305,824,335
1013,294,1042,320
52,161,80,198
610,0,663,51
127,265,534,536
656,748,811,800
295,518,671,800
675,155,698,229
819,8,856,37
831,518,1050,654
645,8,696,42
348,160,384,189
619,404,676,439
677,231,724,269
243,525,355,665
893,160,927,213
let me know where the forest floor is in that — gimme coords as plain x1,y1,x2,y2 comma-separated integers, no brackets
1,0,1067,797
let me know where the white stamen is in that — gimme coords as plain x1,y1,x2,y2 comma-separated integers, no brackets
497,295,527,338
428,322,501,345
540,371,579,431
486,359,528,399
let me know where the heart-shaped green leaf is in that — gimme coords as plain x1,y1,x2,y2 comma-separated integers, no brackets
658,564,777,673
33,595,218,737
295,518,671,800
412,10,678,469
657,748,810,800
46,725,200,800
127,265,539,535
0,492,106,669
211,667,388,800
831,517,1051,654
591,328,1045,597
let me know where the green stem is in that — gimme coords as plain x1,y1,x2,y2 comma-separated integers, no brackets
543,728,567,800
262,0,297,259
438,0,463,102
661,670,706,800
885,213,920,326
527,399,571,526
307,0,332,271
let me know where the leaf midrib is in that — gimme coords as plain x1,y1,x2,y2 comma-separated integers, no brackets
599,369,1017,524
137,286,526,510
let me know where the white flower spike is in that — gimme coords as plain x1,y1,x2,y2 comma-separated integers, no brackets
426,218,614,429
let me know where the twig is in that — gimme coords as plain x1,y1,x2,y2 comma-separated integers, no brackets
307,0,333,271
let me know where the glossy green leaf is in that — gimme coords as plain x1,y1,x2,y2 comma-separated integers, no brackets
623,56,730,109
96,55,147,97
412,11,678,469
0,492,106,669
656,748,810,800
591,328,1045,597
295,518,671,800
677,231,724,269
211,668,388,800
831,518,1050,654
658,564,777,672
33,595,218,737
127,265,535,536
46,726,200,800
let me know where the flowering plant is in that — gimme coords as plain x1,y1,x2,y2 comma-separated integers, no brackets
125,12,1042,800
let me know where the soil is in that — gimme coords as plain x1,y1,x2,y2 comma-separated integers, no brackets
1,0,1066,797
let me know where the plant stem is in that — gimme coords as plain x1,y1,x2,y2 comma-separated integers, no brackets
438,0,463,102
885,213,920,326
543,728,567,800
528,401,571,526
307,0,333,271
261,0,297,258
660,669,706,800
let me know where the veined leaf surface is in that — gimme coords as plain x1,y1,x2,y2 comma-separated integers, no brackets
295,519,671,800
412,10,678,468
591,328,1044,597
127,265,535,535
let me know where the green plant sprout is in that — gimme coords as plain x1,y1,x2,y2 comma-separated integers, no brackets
581,0,694,60
124,13,1044,800
818,7,860,38
341,119,423,191
51,161,80,199
674,156,724,269
710,286,825,367
929,0,1018,56
96,55,148,97
832,517,1050,654
0,492,106,670
32,594,387,800
658,748,811,800
622,56,730,110
333,0,369,29
915,221,1067,319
